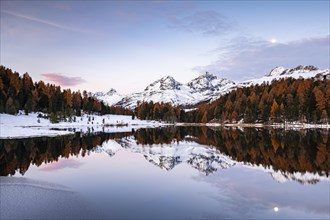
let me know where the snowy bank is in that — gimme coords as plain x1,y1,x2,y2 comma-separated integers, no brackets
0,112,168,139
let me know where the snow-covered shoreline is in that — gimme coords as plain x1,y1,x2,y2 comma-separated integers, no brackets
0,112,168,139
215,122,330,129
1,112,329,139
176,122,330,129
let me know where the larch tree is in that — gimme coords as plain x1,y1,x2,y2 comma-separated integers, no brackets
270,99,279,122
201,111,208,123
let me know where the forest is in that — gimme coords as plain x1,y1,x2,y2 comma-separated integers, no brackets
0,66,131,122
135,76,330,124
1,65,329,124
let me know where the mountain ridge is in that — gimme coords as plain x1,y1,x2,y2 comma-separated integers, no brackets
92,65,329,109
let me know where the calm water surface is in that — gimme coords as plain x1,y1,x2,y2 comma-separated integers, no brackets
1,127,329,219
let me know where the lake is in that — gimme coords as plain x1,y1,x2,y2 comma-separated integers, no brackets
1,127,329,219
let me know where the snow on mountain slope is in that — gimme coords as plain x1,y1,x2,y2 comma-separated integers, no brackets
89,89,123,106
265,65,319,77
187,72,236,101
240,65,329,87
113,73,236,109
93,65,329,109
188,72,234,93
116,76,199,108
145,75,182,91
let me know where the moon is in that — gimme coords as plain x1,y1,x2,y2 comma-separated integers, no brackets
271,39,277,44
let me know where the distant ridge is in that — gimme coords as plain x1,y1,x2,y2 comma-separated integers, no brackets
92,65,329,109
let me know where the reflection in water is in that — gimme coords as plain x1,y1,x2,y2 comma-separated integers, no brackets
39,158,84,171
0,132,132,176
1,127,329,183
98,136,235,175
199,127,329,176
134,127,329,175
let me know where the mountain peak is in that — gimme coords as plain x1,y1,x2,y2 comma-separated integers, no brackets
145,75,182,91
266,65,319,77
106,88,118,96
293,65,318,71
187,72,235,94
266,66,287,77
200,71,217,80
90,88,122,106
161,75,175,81
91,88,118,97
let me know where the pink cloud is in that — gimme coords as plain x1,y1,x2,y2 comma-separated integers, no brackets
42,73,86,86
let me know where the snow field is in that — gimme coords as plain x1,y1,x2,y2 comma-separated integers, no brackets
0,112,167,139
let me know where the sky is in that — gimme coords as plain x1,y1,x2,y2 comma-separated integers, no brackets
1,0,329,94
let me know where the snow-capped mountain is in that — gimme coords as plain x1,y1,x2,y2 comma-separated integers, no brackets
96,136,235,175
240,65,329,87
145,75,182,91
116,76,200,109
89,88,123,106
97,72,236,109
265,65,319,77
93,65,329,109
187,72,236,101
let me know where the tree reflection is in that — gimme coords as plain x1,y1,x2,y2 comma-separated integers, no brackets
1,127,329,177
0,132,132,176
133,127,329,177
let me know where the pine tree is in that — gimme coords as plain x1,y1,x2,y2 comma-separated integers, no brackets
5,97,17,114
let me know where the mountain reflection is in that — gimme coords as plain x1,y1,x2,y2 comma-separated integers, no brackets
100,135,235,175
1,127,329,182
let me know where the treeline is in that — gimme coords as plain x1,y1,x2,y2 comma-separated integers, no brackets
135,77,330,124
134,101,185,122
188,77,330,124
0,66,131,119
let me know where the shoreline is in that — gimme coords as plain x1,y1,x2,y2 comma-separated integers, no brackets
221,123,330,129
1,112,329,139
0,112,168,139
177,122,330,129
